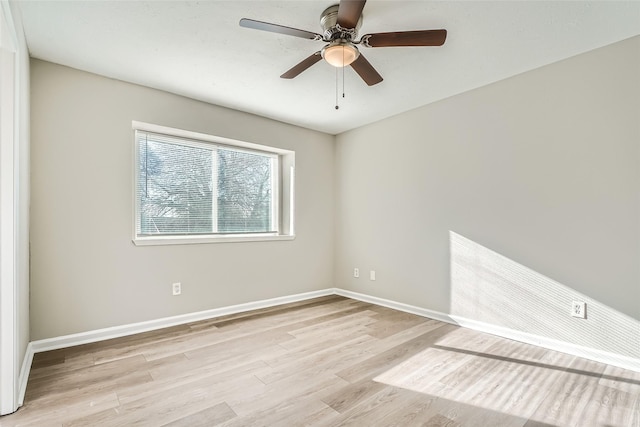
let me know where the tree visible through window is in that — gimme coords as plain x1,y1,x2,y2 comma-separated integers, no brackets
136,131,276,237
217,148,272,233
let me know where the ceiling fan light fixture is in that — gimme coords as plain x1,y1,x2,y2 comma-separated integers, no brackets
322,42,359,68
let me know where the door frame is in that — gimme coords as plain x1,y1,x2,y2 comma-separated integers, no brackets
0,1,19,415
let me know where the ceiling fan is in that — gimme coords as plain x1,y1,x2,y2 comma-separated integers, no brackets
240,0,447,86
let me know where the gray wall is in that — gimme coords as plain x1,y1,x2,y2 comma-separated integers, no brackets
335,36,640,357
30,60,335,340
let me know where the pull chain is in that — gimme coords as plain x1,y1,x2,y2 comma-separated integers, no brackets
335,48,347,110
335,66,339,110
342,46,346,99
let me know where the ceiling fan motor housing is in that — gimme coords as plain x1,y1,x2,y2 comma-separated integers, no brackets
320,4,362,41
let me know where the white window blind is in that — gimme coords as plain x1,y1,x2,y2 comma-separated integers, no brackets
136,130,278,238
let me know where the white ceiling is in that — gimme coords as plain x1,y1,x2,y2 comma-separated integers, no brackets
17,1,640,135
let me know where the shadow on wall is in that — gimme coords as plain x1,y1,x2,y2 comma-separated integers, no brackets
449,231,640,363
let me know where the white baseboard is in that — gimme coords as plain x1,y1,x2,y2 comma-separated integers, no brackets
18,342,33,406
22,286,639,406
29,289,334,354
334,289,456,324
449,314,640,373
21,289,332,405
334,288,640,373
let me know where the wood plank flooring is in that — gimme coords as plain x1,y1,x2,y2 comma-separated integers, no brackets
1,295,639,426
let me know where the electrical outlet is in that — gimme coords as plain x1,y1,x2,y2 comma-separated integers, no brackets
353,268,359,278
172,282,181,296
370,270,376,281
571,301,586,318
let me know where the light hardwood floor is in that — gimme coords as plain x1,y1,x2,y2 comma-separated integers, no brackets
1,296,639,426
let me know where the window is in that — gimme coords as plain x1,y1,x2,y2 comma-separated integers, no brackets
133,122,294,245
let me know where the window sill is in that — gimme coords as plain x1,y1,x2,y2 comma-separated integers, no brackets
132,234,295,246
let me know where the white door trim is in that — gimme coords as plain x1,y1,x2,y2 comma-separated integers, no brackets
0,1,19,415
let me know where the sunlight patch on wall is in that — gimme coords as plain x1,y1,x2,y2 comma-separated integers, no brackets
449,231,639,360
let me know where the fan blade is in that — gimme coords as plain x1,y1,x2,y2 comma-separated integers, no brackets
240,18,322,40
350,54,383,86
281,52,323,79
362,30,447,47
337,0,366,29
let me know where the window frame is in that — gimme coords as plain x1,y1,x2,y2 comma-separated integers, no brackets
132,121,295,246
